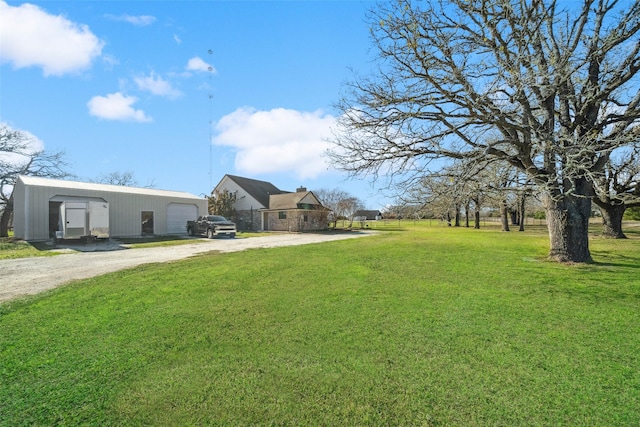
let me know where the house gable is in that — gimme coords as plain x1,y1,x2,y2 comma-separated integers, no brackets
267,191,324,211
214,174,287,210
262,190,328,232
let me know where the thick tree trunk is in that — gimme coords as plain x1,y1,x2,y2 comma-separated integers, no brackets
0,195,13,238
465,202,470,228
500,199,510,231
454,204,461,227
0,209,10,238
510,209,519,225
598,204,627,239
473,196,480,229
544,192,592,263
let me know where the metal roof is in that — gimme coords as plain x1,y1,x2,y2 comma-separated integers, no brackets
18,175,204,200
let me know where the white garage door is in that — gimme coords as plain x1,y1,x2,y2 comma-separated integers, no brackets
166,203,198,234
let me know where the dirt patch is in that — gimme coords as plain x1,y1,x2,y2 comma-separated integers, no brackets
0,231,374,303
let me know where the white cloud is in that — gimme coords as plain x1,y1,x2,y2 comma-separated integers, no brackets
134,72,182,99
174,34,182,44
186,56,216,73
106,14,156,26
102,54,119,70
87,93,152,122
213,108,336,179
0,1,104,77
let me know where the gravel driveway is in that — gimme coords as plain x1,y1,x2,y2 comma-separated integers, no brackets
1,231,374,303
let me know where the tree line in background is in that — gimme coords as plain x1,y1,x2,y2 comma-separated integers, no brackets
388,155,640,238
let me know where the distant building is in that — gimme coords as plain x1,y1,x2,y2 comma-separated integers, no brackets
354,210,383,221
13,175,207,241
213,174,328,232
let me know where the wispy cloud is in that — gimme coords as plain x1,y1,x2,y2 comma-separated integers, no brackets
87,93,152,122
105,13,156,26
213,108,335,179
102,54,119,70
134,72,182,99
0,0,104,76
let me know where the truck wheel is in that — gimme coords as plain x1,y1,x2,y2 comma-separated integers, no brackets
187,227,194,236
207,228,214,239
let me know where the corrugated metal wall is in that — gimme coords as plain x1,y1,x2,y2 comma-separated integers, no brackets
14,177,207,240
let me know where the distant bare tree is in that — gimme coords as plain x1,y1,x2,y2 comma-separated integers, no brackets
96,171,137,186
401,170,460,225
94,171,156,188
330,0,640,263
315,188,363,229
592,149,640,238
342,196,365,228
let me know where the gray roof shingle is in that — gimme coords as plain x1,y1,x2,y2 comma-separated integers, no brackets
224,174,288,208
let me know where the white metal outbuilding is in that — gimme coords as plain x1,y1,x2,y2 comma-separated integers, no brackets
13,176,208,241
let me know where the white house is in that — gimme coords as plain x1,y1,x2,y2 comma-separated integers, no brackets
213,174,328,231
13,175,208,241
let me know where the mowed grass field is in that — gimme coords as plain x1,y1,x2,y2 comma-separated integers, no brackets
1,223,639,425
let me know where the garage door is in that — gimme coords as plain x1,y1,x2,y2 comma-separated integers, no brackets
166,203,198,234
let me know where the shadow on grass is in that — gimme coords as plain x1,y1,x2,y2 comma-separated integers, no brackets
591,253,640,269
2,238,57,253
0,238,61,259
624,228,640,238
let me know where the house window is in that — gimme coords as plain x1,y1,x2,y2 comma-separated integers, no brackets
279,211,287,220
303,213,308,222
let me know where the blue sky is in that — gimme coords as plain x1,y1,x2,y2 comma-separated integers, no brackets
1,0,394,209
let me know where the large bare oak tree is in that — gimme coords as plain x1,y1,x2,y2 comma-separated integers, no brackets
330,0,640,263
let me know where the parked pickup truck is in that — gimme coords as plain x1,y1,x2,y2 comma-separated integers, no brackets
187,215,237,238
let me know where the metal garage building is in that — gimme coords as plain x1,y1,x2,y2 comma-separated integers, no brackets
13,175,208,241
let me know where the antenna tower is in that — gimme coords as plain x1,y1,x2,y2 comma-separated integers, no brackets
208,49,214,191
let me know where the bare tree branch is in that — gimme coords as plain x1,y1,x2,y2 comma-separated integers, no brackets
329,0,640,262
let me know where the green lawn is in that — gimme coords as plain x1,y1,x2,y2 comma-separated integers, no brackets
0,237,60,259
1,224,639,425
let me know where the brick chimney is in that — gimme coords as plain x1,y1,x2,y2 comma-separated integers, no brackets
296,186,307,192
